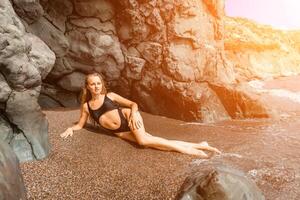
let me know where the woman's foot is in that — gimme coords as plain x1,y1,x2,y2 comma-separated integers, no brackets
196,141,221,154
185,147,209,158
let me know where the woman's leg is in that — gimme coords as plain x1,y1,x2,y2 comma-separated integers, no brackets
170,140,221,154
116,132,220,153
124,111,209,157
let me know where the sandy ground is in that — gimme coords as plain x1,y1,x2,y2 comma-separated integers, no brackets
20,110,217,200
20,75,300,200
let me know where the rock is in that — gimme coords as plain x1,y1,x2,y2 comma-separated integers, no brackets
74,0,114,21
95,57,121,81
0,114,13,144
47,57,74,79
6,89,50,161
69,17,116,34
124,56,146,80
224,17,300,81
12,0,44,23
66,29,123,65
210,83,273,119
0,0,52,162
25,33,56,80
41,0,73,32
134,73,230,122
41,83,80,108
0,74,12,102
28,17,69,57
136,42,162,67
57,71,86,92
0,140,26,200
38,93,62,108
178,166,265,200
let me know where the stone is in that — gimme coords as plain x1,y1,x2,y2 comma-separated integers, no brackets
12,0,44,24
69,17,116,34
66,29,124,66
0,114,13,144
38,93,61,108
47,57,74,79
95,57,121,81
6,90,50,161
25,33,56,80
41,0,73,32
136,42,162,67
74,0,115,21
0,73,12,102
41,83,80,108
0,0,51,162
224,17,300,81
57,71,86,92
178,165,265,200
28,17,69,57
124,56,146,80
0,140,26,200
210,83,273,119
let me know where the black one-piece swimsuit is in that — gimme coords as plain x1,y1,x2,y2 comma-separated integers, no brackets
87,95,131,134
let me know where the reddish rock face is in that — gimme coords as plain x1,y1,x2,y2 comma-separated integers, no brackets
113,0,272,121
224,17,300,82
8,0,300,125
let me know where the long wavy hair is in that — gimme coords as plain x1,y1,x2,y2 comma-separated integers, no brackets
80,73,107,126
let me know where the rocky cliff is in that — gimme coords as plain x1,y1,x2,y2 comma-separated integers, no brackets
15,0,270,123
0,0,54,161
1,0,300,162
224,16,300,81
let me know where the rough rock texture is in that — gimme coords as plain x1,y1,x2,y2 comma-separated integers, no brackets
0,0,55,161
0,140,26,200
224,17,300,82
15,0,124,107
8,0,300,124
178,165,265,200
112,0,271,122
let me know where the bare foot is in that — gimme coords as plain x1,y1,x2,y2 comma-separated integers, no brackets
196,141,221,154
185,148,209,158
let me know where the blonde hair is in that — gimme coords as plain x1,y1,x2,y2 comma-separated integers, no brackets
80,73,107,126
80,72,107,107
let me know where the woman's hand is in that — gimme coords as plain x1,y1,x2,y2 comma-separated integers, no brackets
128,112,142,130
60,127,74,138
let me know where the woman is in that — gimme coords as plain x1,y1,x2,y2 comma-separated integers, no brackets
60,73,220,158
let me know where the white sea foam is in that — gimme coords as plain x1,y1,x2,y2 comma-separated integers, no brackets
269,89,300,103
248,80,300,104
248,80,265,89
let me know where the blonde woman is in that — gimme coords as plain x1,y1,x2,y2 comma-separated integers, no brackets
60,73,220,158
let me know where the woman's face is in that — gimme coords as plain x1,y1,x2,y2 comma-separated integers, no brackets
86,75,103,95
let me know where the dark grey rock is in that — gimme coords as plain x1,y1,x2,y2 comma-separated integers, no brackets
6,90,50,160
57,71,86,92
0,140,26,200
178,166,265,200
41,83,80,108
0,114,13,144
38,93,62,108
12,0,44,24
0,73,12,102
28,17,69,57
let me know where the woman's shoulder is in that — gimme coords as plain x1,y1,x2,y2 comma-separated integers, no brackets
81,102,89,113
106,92,117,100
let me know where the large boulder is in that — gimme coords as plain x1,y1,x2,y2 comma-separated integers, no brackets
178,165,265,200
12,0,44,23
9,0,300,123
0,0,54,161
0,141,26,200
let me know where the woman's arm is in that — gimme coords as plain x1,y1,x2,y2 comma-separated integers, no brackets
107,92,142,130
60,103,89,138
